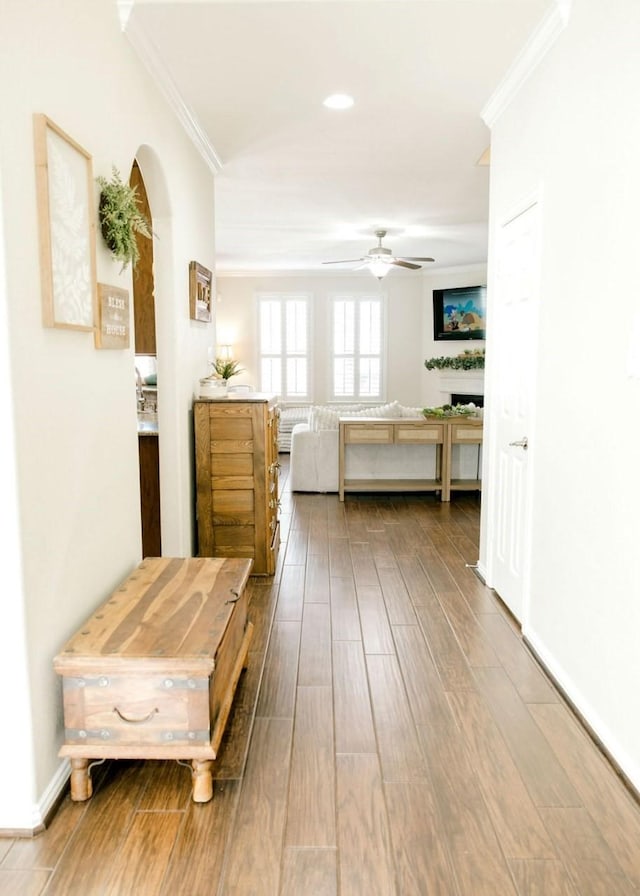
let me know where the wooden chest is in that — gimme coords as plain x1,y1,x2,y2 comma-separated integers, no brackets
53,556,253,803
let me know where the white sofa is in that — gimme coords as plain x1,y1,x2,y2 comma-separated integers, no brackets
289,401,431,493
277,405,311,452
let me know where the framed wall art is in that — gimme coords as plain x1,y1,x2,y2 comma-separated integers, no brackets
433,285,486,341
189,260,213,323
95,283,130,349
33,114,98,331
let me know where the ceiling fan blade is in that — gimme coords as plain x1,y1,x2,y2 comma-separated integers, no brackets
398,256,435,263
391,259,421,270
322,258,365,265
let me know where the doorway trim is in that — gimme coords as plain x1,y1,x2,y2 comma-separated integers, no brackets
133,146,191,555
479,187,543,629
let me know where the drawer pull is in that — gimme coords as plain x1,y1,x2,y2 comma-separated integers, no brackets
113,706,159,724
226,588,241,605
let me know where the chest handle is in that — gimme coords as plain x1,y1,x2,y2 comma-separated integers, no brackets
113,706,159,724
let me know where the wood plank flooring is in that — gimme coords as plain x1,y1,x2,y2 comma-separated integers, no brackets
3,455,640,894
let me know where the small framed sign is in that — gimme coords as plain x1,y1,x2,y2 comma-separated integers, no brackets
95,283,130,349
189,261,213,323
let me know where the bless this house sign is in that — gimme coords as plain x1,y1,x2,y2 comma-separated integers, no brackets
95,283,130,349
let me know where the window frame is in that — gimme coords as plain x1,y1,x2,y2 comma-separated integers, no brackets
329,291,387,402
256,292,313,402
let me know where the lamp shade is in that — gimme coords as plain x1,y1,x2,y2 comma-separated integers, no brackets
369,260,392,280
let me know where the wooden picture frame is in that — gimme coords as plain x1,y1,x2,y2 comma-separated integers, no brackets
95,284,130,349
189,261,213,323
33,114,98,331
433,285,486,341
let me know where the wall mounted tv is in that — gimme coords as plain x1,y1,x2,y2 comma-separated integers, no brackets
433,285,486,341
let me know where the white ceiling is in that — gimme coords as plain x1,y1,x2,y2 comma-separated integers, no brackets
125,0,551,275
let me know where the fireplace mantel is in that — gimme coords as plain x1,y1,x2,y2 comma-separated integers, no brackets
438,370,485,401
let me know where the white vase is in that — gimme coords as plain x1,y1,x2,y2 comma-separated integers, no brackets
199,376,228,398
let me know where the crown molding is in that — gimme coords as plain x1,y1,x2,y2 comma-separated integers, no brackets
482,0,572,129
216,269,392,279
118,2,222,174
215,262,487,280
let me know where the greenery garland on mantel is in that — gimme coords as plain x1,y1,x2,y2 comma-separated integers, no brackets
424,349,485,371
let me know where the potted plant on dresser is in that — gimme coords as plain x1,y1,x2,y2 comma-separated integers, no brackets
199,358,245,397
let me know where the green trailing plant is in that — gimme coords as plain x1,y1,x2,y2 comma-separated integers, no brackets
424,349,485,371
422,403,478,419
212,358,245,381
96,166,152,270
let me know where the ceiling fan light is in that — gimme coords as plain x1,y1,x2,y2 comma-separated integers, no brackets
369,260,392,279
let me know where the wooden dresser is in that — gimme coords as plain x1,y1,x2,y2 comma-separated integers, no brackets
194,394,280,575
53,556,253,803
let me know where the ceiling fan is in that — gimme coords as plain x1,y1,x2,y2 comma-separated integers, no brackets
322,229,435,280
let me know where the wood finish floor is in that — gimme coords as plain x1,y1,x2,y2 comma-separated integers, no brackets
3,456,640,894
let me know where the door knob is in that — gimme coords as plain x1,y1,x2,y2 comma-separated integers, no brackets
509,437,528,450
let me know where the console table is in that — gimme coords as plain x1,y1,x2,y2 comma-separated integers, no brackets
447,418,484,498
53,556,253,803
338,416,482,502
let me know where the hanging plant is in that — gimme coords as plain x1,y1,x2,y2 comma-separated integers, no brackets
96,166,152,270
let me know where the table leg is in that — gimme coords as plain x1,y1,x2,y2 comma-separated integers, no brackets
69,758,92,801
191,758,214,802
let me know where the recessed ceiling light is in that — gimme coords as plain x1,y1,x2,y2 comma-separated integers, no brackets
323,94,354,110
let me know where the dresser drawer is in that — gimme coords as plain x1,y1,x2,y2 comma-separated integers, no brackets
212,489,255,525
344,422,394,444
450,422,483,443
395,422,444,444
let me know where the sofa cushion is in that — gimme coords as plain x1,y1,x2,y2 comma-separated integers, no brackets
308,400,408,431
354,400,404,419
309,406,340,431
308,403,364,430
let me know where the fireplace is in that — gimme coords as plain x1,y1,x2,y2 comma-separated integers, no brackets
451,392,484,407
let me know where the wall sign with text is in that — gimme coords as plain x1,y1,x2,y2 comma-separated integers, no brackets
95,283,130,349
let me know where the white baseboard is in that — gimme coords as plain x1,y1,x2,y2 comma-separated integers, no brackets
475,561,489,586
36,758,71,829
524,625,640,796
1,759,71,837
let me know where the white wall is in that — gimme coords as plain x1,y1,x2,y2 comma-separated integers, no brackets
482,0,640,787
0,166,38,831
216,268,485,409
0,0,215,828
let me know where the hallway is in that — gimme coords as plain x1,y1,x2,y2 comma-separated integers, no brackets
2,457,640,895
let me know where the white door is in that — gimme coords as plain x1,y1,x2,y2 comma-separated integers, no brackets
485,200,541,622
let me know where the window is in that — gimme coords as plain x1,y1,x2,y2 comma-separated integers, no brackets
258,293,311,401
331,294,384,400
